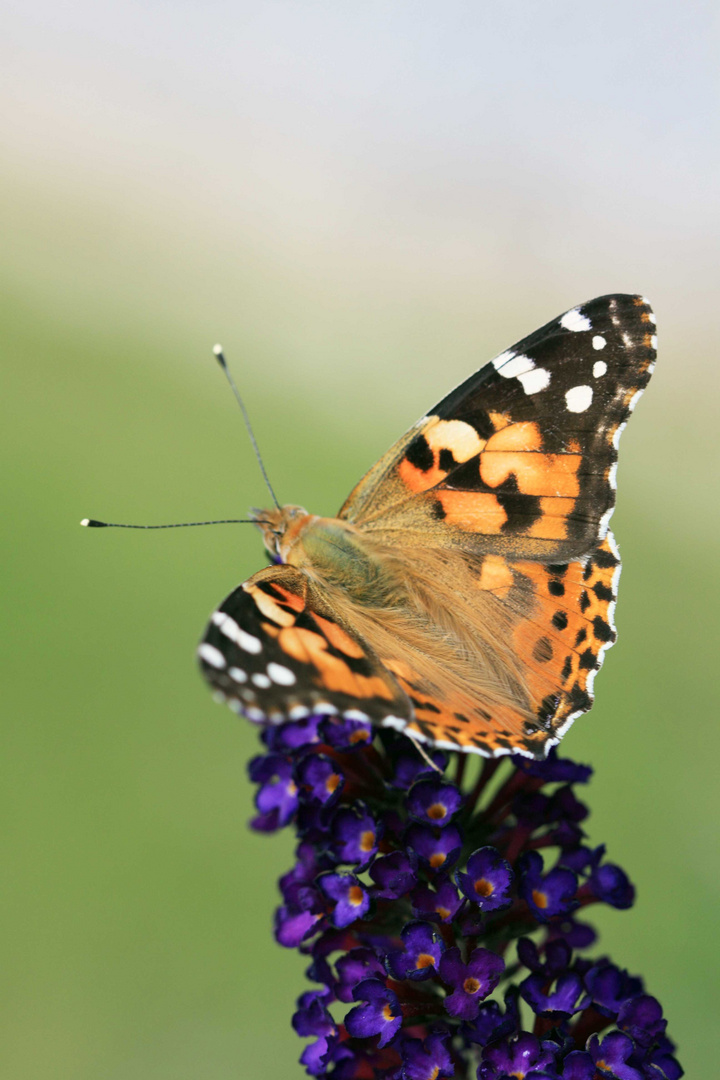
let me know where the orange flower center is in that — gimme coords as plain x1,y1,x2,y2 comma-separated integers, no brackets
325,773,340,794
348,885,364,906
532,889,549,909
436,905,451,920
429,852,446,869
382,1003,396,1022
415,953,436,970
474,877,494,897
463,976,481,995
360,830,376,852
427,802,447,821
350,729,370,744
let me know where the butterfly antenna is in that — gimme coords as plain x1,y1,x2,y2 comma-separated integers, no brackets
80,518,270,529
213,344,281,510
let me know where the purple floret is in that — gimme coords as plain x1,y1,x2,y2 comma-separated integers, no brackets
456,846,514,912
407,779,463,827
518,850,579,921
439,945,504,1020
345,978,402,1047
386,920,444,981
317,871,370,928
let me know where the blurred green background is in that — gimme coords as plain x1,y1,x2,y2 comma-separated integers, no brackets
2,3,718,1076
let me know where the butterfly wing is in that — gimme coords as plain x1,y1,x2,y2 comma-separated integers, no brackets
197,564,413,727
340,294,655,564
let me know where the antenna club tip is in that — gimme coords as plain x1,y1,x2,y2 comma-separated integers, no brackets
80,518,90,527
81,518,106,528
213,343,224,355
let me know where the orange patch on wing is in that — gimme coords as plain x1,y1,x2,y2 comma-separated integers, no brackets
484,421,543,453
480,450,581,497
488,410,512,432
476,555,514,595
313,614,366,658
277,626,394,700
245,585,297,626
398,456,447,493
526,497,573,540
268,584,305,611
436,490,508,531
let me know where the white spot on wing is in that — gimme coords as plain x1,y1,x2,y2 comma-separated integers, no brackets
592,335,606,350
565,385,593,412
593,360,607,378
343,709,370,722
251,673,272,689
288,705,310,720
491,350,515,371
267,662,296,686
560,308,591,332
518,367,551,395
228,667,247,683
495,353,535,379
211,611,262,653
198,644,226,669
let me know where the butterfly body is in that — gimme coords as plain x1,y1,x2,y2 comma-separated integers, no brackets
199,294,655,758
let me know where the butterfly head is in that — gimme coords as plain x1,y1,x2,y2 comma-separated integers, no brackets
251,504,310,562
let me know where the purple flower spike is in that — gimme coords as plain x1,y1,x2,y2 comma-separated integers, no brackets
587,1031,644,1080
332,804,381,867
369,850,418,899
318,871,370,928
345,978,402,1048
405,823,463,871
401,1031,454,1080
408,779,463,827
520,971,590,1018
456,846,513,912
411,876,464,924
439,945,504,1019
478,1032,557,1078
296,753,345,806
386,921,444,981
247,722,683,1076
518,850,578,922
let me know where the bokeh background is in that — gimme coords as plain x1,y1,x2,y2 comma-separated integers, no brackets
2,3,718,1076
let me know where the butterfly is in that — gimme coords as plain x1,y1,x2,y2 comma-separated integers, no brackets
197,294,656,759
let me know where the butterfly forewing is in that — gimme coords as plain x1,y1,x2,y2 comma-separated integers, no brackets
340,294,655,564
198,565,413,727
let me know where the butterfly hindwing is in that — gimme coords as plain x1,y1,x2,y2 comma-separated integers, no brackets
340,294,655,563
198,565,413,727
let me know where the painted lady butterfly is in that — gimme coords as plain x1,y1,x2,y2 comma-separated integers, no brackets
198,294,656,759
